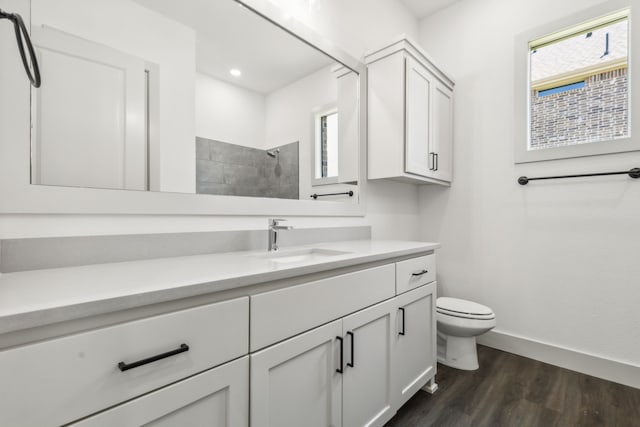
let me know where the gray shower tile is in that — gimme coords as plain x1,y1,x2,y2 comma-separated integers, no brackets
195,138,211,160
196,181,235,196
196,159,224,183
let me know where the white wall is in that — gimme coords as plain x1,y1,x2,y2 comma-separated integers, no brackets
196,73,266,149
30,0,196,194
0,0,420,239
418,0,640,367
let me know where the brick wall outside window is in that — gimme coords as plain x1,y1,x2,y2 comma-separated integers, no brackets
530,68,628,149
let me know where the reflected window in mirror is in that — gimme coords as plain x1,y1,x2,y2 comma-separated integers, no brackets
313,106,339,184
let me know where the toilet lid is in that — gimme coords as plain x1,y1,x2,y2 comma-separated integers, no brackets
437,297,494,317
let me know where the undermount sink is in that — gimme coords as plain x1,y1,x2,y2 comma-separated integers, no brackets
251,248,352,264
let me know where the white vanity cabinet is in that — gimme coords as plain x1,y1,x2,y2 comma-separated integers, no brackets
367,37,455,185
250,320,343,427
0,248,438,427
395,282,438,406
0,297,250,427
249,256,437,427
250,297,399,427
71,356,249,427
342,298,397,427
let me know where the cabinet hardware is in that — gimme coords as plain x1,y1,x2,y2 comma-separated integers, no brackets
336,336,344,374
434,153,439,171
118,343,189,372
347,331,355,368
429,152,435,171
412,269,429,276
399,308,406,336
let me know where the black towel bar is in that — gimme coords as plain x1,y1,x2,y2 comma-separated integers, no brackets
310,191,354,199
518,168,640,185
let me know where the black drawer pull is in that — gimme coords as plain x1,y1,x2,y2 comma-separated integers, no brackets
336,336,344,374
118,343,189,372
412,269,429,277
347,331,355,368
399,307,406,336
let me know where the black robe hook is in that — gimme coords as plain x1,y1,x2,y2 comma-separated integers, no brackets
1,8,41,88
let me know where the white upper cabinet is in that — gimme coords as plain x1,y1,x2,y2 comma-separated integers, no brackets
366,37,455,185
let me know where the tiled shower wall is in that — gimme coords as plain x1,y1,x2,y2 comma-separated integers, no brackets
196,137,299,199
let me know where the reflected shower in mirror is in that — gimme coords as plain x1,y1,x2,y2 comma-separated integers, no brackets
29,0,359,201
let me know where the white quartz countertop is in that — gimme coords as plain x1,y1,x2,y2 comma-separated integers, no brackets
0,240,439,335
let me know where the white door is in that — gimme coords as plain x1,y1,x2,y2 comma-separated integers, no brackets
405,56,432,178
251,320,343,427
342,299,397,427
71,356,249,427
30,26,147,190
394,283,437,407
431,81,453,182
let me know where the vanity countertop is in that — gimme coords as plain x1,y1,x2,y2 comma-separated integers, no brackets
0,240,439,335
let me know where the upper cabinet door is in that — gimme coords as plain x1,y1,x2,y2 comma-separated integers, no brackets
250,320,343,427
431,81,454,182
405,56,432,177
341,298,397,427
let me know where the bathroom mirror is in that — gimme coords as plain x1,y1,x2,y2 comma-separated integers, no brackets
27,0,360,202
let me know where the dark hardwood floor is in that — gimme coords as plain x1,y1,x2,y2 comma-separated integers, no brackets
385,345,640,427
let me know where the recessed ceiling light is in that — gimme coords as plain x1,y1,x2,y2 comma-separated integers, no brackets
229,68,242,77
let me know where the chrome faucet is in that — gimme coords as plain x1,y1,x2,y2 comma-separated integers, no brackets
268,218,292,252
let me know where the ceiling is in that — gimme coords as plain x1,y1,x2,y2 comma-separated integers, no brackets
400,0,460,19
134,0,334,94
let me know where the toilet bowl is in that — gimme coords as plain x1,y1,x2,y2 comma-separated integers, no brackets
436,297,496,370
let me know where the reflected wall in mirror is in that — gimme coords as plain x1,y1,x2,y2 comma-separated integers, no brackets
29,0,359,201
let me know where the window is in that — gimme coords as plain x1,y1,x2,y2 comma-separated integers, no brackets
515,2,638,163
313,107,339,184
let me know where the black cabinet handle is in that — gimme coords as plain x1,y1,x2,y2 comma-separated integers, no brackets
336,336,344,374
118,343,189,372
429,152,435,171
399,307,406,336
412,269,429,276
347,331,355,368
435,153,439,171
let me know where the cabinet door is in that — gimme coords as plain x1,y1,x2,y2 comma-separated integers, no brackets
342,299,397,427
251,320,342,427
72,356,249,427
405,56,432,178
394,282,437,407
431,80,454,182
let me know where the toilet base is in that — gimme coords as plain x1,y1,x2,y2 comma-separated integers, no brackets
437,332,479,370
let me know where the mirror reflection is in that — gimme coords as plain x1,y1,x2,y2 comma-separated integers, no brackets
29,0,359,201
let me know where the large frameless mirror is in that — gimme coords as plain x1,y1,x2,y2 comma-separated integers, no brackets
28,0,360,202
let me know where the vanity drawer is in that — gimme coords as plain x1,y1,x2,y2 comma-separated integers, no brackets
396,254,436,294
0,297,249,427
250,264,395,351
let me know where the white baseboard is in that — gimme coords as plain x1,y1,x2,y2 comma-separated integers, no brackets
477,330,640,389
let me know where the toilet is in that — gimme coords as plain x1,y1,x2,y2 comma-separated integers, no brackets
436,297,496,370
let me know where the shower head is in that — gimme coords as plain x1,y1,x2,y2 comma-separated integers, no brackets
266,148,280,158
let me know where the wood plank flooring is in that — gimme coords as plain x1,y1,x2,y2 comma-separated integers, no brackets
385,345,640,427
